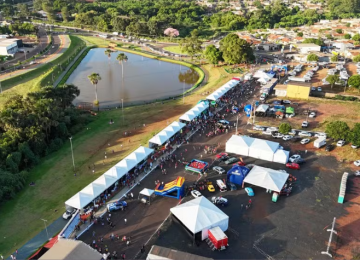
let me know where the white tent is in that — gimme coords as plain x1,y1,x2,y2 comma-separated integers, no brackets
253,70,274,80
93,175,117,189
273,149,290,164
244,165,289,192
104,166,128,179
225,135,255,156
65,192,94,210
170,197,229,240
248,139,279,161
256,104,269,113
148,121,186,147
139,188,155,197
179,102,208,122
206,80,239,101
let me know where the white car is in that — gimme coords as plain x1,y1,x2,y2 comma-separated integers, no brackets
351,144,359,149
299,131,311,137
289,154,301,163
284,80,290,84
262,131,272,135
311,87,316,91
283,135,292,141
213,166,225,174
337,140,346,147
272,132,284,138
253,125,265,131
309,112,316,118
354,160,360,167
315,132,327,138
302,121,309,128
289,129,297,135
355,170,360,176
318,87,322,92
63,208,76,220
300,138,310,144
268,127,279,132
283,100,291,104
191,190,202,198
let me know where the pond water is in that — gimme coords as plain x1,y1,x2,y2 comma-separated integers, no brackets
66,48,199,107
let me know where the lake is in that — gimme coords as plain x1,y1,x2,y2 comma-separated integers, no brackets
66,48,199,107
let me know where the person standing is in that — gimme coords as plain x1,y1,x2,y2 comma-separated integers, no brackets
130,192,133,198
124,218,127,224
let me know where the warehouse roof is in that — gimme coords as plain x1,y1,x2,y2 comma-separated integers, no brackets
147,245,213,260
0,38,18,47
296,43,320,47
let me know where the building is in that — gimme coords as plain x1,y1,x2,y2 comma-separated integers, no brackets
147,245,213,260
0,38,22,56
297,43,321,54
274,84,287,97
286,81,311,99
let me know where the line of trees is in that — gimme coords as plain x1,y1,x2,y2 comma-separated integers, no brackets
326,121,360,146
0,84,92,203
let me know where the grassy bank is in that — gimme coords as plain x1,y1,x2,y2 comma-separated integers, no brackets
163,45,185,54
0,36,85,106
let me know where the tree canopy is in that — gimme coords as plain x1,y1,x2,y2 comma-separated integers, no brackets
219,34,254,65
204,44,222,66
279,123,292,134
307,54,319,62
348,75,360,92
326,74,339,89
325,121,350,141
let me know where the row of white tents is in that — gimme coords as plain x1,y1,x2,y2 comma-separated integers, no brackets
148,121,186,147
65,146,154,209
226,135,289,164
205,79,239,101
253,70,274,84
179,102,209,122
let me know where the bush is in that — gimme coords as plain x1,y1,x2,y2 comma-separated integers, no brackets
334,95,358,101
279,123,292,134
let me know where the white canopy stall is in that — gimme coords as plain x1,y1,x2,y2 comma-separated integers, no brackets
170,197,229,241
244,165,289,192
256,104,269,113
273,149,290,164
148,121,186,148
248,139,279,162
138,188,155,204
65,146,153,210
179,102,208,122
206,80,239,101
225,135,255,156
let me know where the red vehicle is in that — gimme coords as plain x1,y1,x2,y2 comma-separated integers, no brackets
233,161,246,166
216,153,228,159
286,163,300,170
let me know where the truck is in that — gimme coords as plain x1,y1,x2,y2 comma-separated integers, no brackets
314,138,326,148
288,77,307,82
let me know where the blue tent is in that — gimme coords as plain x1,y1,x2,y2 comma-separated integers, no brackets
227,165,250,185
244,104,253,117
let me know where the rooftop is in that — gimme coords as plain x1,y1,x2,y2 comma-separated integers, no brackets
0,38,19,47
287,81,312,87
148,245,213,260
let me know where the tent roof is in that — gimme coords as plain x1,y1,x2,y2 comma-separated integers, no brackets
206,80,238,101
148,121,186,146
256,104,269,112
274,149,290,157
250,139,279,153
139,188,155,196
228,135,255,148
286,107,294,114
104,166,128,179
244,165,289,192
180,102,208,121
64,192,94,210
170,197,229,233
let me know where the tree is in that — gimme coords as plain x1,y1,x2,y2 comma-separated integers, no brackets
254,0,263,9
350,123,360,147
297,32,303,37
279,123,292,134
112,17,130,32
180,31,202,60
104,49,112,59
219,34,254,65
116,53,128,78
326,74,339,89
353,33,360,41
336,29,343,34
2,4,13,17
61,6,70,22
344,33,351,39
325,121,350,141
42,2,56,22
204,44,222,66
307,54,319,62
87,73,101,102
326,34,333,40
330,55,338,62
348,75,360,92
354,55,360,62
17,4,30,19
164,28,179,38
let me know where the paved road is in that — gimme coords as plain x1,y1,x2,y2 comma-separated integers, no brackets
0,34,69,82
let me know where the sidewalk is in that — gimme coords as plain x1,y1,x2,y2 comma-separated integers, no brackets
53,44,92,87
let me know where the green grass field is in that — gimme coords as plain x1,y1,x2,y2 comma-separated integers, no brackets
163,45,185,54
0,36,235,257
0,36,85,106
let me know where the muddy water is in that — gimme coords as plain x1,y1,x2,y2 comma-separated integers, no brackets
66,48,199,107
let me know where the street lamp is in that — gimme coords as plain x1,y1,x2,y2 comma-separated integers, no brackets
121,99,124,122
69,137,75,171
41,219,49,240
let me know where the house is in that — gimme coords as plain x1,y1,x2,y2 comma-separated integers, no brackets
0,38,22,56
296,43,321,54
37,10,47,17
286,82,311,99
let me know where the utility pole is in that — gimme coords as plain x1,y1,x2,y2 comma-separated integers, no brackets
41,219,49,240
121,99,124,122
236,115,239,134
69,137,75,171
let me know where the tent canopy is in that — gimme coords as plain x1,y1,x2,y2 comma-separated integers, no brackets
206,80,238,101
256,104,269,113
248,138,279,161
65,146,154,209
148,121,186,146
170,197,229,234
244,165,289,192
225,135,255,156
273,149,290,164
227,165,250,185
139,188,155,197
286,107,294,114
179,102,208,122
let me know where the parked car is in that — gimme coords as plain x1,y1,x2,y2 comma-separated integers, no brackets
211,196,228,206
318,87,322,92
217,120,230,129
244,187,254,196
325,144,334,151
293,158,305,164
354,160,360,166
191,190,202,198
272,132,284,138
300,138,310,144
107,200,127,212
337,140,346,147
309,112,316,118
314,132,327,138
213,166,225,174
225,157,239,164
302,121,309,128
286,162,300,170
289,129,297,135
351,144,359,149
283,135,292,141
283,100,291,104
253,125,266,131
262,131,273,135
208,184,215,192
233,161,246,166
299,131,312,137
216,152,228,159
62,208,76,220
268,127,279,132
289,154,301,162
355,171,360,176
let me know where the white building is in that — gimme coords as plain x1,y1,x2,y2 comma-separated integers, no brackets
297,43,321,54
0,38,20,56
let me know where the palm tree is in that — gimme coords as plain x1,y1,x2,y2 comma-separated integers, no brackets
116,53,128,78
87,73,101,101
104,49,112,60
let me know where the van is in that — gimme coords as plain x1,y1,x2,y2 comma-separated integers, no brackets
216,180,227,192
314,138,326,148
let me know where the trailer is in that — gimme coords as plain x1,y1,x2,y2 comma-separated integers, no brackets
288,76,307,82
207,226,228,251
314,138,326,148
